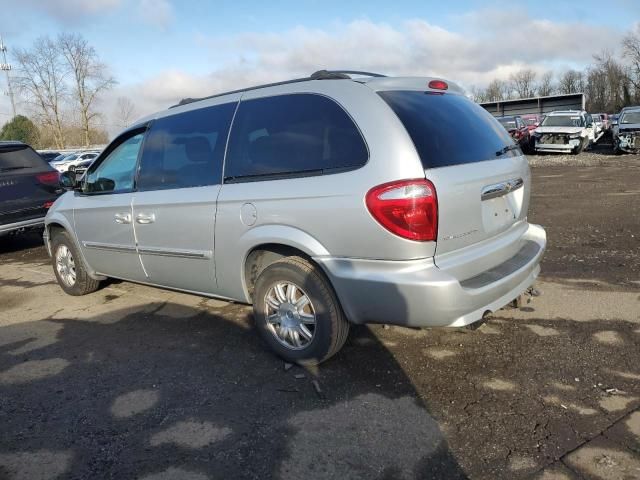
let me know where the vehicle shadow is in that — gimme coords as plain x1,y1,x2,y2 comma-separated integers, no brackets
0,298,469,479
0,230,49,262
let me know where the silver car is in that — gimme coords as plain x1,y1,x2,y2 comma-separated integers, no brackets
45,70,546,364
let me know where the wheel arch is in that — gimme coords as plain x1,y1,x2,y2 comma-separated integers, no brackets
45,217,105,281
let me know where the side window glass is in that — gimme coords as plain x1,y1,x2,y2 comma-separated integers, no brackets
84,133,144,194
137,102,236,191
225,94,368,180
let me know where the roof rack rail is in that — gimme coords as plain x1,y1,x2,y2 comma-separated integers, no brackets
172,69,386,108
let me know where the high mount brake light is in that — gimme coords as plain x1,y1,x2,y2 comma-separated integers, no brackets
365,179,438,242
428,80,448,90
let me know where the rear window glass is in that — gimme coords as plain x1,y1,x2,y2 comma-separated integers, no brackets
378,91,518,168
225,93,368,181
0,144,49,175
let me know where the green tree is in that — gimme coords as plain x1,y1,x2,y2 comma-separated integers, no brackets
0,115,39,145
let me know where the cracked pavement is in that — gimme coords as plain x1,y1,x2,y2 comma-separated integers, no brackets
0,155,639,479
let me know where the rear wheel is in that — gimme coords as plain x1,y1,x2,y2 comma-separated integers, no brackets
253,256,349,365
51,230,100,296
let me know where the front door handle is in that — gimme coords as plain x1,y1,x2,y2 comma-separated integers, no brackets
114,212,132,224
135,213,156,224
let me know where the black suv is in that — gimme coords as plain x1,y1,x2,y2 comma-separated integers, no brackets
0,141,61,236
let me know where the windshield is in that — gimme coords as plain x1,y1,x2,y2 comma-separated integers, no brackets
541,115,584,127
522,117,538,126
379,91,517,168
498,118,517,130
0,145,50,175
621,112,640,124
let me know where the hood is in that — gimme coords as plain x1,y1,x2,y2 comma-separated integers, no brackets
534,126,584,135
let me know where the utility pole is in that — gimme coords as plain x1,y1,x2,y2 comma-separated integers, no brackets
0,34,17,119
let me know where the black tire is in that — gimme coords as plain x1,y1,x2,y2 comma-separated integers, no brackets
573,138,587,154
253,256,349,365
51,230,101,296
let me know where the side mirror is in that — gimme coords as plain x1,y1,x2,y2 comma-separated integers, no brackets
59,170,78,190
611,121,618,126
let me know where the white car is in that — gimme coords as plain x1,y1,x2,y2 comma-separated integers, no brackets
532,110,595,154
51,152,99,172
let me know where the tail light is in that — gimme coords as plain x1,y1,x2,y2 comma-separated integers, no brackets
43,201,54,209
365,179,438,241
36,171,60,185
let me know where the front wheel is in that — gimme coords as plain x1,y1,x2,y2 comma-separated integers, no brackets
573,138,587,154
51,230,101,296
253,256,349,365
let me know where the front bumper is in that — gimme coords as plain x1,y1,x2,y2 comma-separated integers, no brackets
316,223,546,328
535,142,579,153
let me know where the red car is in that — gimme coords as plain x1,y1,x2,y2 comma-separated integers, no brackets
497,115,532,152
521,114,543,133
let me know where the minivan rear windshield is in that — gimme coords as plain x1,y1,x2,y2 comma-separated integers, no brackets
378,91,518,168
0,144,49,175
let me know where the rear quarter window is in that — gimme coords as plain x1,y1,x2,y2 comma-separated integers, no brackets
225,93,368,181
378,91,518,168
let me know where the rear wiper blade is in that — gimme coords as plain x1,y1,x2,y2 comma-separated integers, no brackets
495,144,521,157
0,166,30,172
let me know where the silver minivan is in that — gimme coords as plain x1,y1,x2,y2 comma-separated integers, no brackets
45,70,546,364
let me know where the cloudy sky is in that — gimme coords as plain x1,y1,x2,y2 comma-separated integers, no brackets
0,0,638,136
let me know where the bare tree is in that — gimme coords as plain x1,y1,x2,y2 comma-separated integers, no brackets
114,96,137,128
483,79,510,102
557,70,585,95
585,51,630,112
59,33,115,147
13,37,67,149
622,28,640,101
536,71,555,97
509,69,537,99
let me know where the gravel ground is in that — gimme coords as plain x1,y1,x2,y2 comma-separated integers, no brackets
0,148,639,480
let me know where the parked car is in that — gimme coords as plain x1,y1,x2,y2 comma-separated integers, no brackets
50,152,78,166
61,152,99,172
1,141,61,236
613,106,640,154
38,150,61,162
521,114,543,133
532,110,595,154
68,157,95,179
50,151,99,173
44,70,546,364
496,115,531,151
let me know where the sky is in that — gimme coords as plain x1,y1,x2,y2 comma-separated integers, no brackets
0,0,639,136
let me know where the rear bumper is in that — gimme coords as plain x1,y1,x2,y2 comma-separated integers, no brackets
0,217,45,236
316,223,546,328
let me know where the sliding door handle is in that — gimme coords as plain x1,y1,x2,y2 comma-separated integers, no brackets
135,213,156,224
